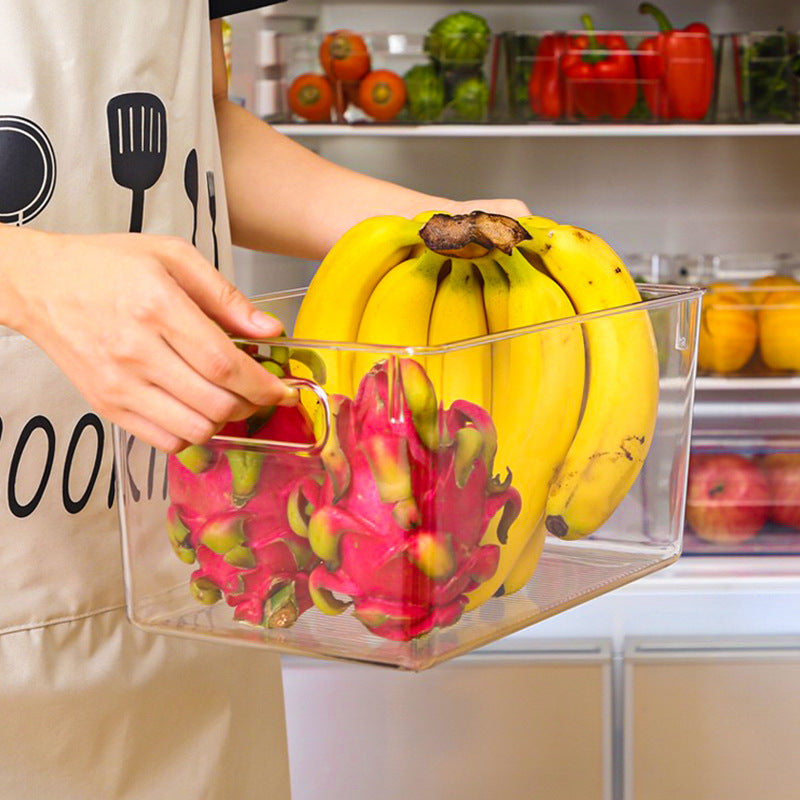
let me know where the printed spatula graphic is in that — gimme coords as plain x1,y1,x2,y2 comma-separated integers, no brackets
107,93,167,232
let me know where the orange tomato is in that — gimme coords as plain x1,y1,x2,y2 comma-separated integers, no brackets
357,69,407,122
319,30,371,82
287,73,333,122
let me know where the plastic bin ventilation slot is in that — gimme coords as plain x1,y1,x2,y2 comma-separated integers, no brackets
118,284,701,671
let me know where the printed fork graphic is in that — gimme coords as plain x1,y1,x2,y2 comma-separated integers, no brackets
107,93,167,233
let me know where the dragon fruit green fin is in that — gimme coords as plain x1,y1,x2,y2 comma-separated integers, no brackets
225,449,265,507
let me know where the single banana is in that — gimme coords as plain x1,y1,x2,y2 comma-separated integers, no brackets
294,215,422,395
351,249,447,394
474,257,510,414
497,519,547,597
521,214,558,228
413,209,446,224
465,247,586,608
427,258,492,412
518,222,660,541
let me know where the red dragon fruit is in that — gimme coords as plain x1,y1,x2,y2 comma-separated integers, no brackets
306,358,521,642
166,353,326,629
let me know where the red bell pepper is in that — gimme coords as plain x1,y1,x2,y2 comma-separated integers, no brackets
527,33,569,119
560,15,638,120
637,3,715,121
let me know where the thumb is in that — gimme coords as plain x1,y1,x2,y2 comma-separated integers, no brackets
166,243,286,338
204,279,285,339
221,287,285,339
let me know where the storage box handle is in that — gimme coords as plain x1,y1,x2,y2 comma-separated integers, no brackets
210,377,331,455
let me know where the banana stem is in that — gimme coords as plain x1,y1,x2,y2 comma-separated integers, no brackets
419,211,531,258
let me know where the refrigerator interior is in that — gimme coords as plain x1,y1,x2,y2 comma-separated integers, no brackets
230,0,800,295
223,2,800,798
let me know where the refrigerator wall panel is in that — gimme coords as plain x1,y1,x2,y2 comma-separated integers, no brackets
282,642,612,800
624,637,800,800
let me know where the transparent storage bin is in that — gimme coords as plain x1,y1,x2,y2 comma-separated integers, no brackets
729,31,800,123
118,283,701,671
624,252,800,378
684,434,800,555
275,31,498,124
499,29,720,123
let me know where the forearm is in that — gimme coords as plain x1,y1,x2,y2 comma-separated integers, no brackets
215,99,449,260
0,224,54,334
210,20,527,260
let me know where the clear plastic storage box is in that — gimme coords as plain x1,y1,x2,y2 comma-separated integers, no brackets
684,434,800,556
498,29,721,124
118,284,702,670
275,31,498,124
729,30,800,123
625,252,800,378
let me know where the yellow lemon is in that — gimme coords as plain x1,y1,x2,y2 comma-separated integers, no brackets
697,282,758,374
758,288,800,372
748,274,800,306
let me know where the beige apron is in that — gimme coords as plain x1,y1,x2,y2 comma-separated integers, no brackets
0,3,290,798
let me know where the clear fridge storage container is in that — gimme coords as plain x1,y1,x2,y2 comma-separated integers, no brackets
118,284,702,671
498,29,721,124
684,434,800,555
625,252,800,378
730,30,800,123
275,31,498,124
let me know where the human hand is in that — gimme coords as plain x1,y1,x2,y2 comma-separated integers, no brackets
8,231,294,453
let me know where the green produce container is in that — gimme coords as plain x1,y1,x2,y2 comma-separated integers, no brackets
626,252,800,377
117,284,701,671
731,31,800,123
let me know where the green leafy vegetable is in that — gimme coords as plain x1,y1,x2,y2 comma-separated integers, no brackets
740,30,800,122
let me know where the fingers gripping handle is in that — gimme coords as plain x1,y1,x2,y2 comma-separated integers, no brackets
211,377,331,455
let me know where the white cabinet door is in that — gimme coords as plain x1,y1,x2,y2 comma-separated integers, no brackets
624,636,800,800
282,640,612,800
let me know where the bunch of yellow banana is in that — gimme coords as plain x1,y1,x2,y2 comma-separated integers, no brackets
293,210,660,607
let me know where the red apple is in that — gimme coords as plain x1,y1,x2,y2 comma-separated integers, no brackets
759,453,800,531
685,453,770,542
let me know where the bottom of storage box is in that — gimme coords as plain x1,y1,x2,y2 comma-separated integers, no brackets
129,542,677,671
